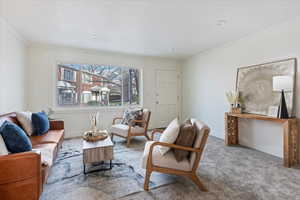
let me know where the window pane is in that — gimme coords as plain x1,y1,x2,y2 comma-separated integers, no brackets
122,68,140,105
57,64,135,107
57,64,79,105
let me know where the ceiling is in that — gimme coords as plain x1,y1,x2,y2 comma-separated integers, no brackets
1,0,300,59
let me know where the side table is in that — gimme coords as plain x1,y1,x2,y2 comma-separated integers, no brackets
82,131,114,174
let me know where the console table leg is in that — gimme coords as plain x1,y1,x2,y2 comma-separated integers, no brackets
283,119,299,168
225,114,239,145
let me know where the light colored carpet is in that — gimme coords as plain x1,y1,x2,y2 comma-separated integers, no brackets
41,136,300,200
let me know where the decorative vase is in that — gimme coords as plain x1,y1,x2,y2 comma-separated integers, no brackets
90,112,100,133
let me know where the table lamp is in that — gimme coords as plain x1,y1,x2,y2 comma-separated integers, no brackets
273,76,292,119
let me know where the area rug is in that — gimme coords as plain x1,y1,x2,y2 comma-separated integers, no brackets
41,136,300,200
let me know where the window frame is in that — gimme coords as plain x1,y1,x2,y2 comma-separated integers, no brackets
55,63,142,110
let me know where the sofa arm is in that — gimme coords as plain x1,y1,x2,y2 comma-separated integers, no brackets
0,152,42,199
50,120,64,130
0,152,41,184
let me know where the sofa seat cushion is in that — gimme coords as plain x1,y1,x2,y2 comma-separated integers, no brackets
111,124,145,137
30,130,64,146
141,141,192,172
32,143,57,167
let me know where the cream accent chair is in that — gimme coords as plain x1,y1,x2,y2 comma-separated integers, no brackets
141,119,210,191
111,109,151,147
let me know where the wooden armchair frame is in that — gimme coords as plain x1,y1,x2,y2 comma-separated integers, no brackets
150,129,164,140
111,111,151,147
144,129,209,191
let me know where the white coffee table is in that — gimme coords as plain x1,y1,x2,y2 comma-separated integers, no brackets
82,131,114,174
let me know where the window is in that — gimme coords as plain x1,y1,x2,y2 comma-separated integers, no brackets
62,69,76,82
82,73,92,84
56,64,140,107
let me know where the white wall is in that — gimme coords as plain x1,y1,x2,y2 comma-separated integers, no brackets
0,17,27,114
27,44,181,138
182,17,300,158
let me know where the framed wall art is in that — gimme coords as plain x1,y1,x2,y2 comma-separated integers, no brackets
236,58,296,116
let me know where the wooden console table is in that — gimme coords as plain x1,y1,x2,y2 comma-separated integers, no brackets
225,113,299,168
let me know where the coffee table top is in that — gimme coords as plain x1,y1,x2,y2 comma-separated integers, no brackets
83,131,113,150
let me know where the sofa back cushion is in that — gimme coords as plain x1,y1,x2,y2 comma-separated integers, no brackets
0,121,32,153
142,109,151,126
32,112,50,135
189,119,210,165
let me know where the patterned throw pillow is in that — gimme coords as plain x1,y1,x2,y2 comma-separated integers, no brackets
121,108,143,126
135,110,144,127
174,119,197,162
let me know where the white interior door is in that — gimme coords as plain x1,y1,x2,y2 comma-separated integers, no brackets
155,69,179,128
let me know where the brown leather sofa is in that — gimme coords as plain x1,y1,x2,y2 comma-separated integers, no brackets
0,112,64,200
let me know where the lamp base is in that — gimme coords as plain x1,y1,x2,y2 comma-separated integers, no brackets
277,90,289,119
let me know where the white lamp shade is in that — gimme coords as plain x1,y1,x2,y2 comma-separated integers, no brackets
273,76,293,91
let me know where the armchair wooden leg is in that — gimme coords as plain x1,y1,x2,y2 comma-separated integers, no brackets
144,132,150,140
189,174,208,192
144,169,152,191
126,136,131,148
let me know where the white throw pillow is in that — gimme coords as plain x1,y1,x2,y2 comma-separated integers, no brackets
0,135,9,155
16,111,33,136
159,118,180,155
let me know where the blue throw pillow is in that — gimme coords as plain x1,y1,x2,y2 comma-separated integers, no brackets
0,121,32,153
32,112,50,135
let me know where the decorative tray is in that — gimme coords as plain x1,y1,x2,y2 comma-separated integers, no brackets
83,130,108,142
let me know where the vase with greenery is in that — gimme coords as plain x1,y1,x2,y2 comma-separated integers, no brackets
89,112,100,133
226,91,243,113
